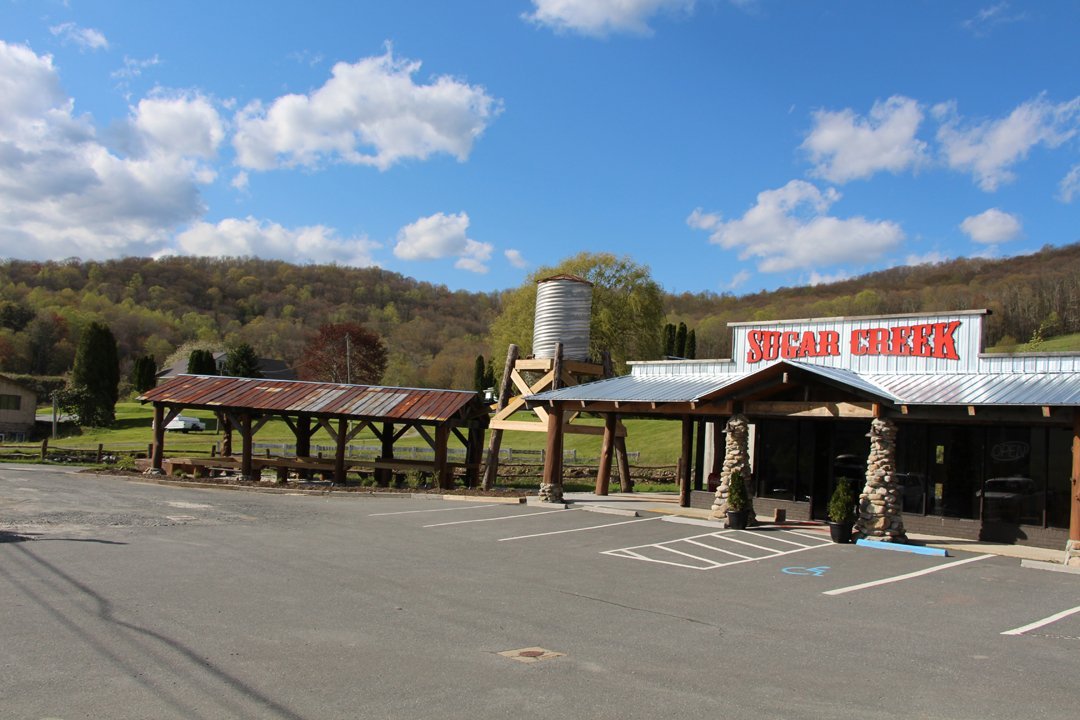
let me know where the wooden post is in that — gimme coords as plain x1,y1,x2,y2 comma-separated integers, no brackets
693,418,706,491
296,415,311,458
240,413,253,480
465,426,482,488
335,418,348,486
680,416,694,508
600,350,633,493
221,412,233,456
483,344,519,490
541,403,565,500
378,421,394,487
40,438,49,460
711,418,725,476
1071,409,1080,542
434,424,451,490
151,405,165,470
96,443,103,463
595,413,616,496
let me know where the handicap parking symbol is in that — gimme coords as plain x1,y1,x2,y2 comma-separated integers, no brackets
782,566,830,576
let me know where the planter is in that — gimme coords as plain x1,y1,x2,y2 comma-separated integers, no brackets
828,521,853,544
727,509,749,530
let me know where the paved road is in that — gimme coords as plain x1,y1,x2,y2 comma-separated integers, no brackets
2,466,1077,719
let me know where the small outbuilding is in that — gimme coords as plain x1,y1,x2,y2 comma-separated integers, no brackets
0,374,37,441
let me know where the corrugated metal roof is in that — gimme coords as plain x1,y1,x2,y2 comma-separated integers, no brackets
867,372,1080,406
784,363,898,403
528,373,747,404
139,375,483,422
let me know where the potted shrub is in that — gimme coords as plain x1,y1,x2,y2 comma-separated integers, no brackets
827,478,857,543
726,470,750,530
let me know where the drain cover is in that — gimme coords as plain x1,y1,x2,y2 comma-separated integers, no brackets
498,647,564,664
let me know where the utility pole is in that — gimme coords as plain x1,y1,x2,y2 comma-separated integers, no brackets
345,334,351,384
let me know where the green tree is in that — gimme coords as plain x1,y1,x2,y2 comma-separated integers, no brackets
222,343,262,378
131,354,157,393
70,321,119,426
686,329,696,359
663,323,676,356
473,355,486,392
675,322,688,358
187,348,218,375
483,358,496,391
488,252,664,370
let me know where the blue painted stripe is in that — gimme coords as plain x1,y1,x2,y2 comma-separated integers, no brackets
855,539,949,557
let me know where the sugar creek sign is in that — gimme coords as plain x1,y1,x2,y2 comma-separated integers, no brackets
745,320,963,364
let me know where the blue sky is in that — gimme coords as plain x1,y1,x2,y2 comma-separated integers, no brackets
2,1,1078,294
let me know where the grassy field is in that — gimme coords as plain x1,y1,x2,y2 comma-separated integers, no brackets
34,401,685,468
987,332,1080,353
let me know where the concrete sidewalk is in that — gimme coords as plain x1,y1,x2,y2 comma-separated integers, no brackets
559,491,1071,566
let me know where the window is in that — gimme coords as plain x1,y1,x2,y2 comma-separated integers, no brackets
0,394,21,411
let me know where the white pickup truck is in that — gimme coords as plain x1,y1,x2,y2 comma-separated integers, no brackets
165,415,206,432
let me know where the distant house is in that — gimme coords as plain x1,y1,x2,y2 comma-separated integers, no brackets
156,352,297,381
0,375,37,440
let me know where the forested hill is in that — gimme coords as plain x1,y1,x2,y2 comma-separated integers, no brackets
2,244,1079,392
0,257,500,390
665,243,1080,359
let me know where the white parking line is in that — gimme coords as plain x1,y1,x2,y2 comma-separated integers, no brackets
1001,605,1080,636
602,529,835,571
423,508,571,528
823,554,993,596
369,504,499,516
498,516,660,542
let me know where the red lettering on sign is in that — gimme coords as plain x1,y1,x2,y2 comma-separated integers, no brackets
931,320,961,360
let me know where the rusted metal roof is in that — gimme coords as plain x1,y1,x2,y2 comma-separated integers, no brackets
139,375,483,423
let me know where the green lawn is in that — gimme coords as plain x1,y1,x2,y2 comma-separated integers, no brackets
38,402,685,467
987,332,1080,353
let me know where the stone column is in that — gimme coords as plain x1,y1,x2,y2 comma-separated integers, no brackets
856,418,907,542
710,414,756,524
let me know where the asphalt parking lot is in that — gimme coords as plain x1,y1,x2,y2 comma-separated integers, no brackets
2,465,1078,719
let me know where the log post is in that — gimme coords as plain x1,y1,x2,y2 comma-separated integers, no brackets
595,412,617,496
539,402,565,503
1070,409,1080,542
335,418,348,486
465,425,483,488
482,344,519,490
295,414,311,479
600,350,633,493
378,421,394,487
693,418,706,491
240,413,253,480
221,412,233,457
434,424,451,490
679,416,694,508
151,405,165,471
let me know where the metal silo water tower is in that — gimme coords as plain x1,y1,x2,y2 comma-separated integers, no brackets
532,274,593,361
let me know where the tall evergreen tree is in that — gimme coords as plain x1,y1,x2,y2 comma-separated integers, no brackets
131,354,158,393
187,348,218,375
663,323,676,357
71,322,119,426
686,329,696,360
222,343,262,378
483,358,496,391
473,355,486,392
675,322,688,358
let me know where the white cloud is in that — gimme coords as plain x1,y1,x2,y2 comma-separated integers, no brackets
112,55,162,81
962,2,1026,36
133,92,225,159
807,269,851,286
233,48,501,171
802,96,928,183
393,212,493,273
726,269,751,290
231,171,250,192
525,0,695,37
49,22,108,51
174,217,379,265
505,248,528,268
1059,164,1080,203
0,41,212,261
687,180,904,273
959,208,1022,245
934,95,1080,191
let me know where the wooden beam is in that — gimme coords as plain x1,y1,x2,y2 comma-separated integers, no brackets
434,424,451,490
414,424,435,450
1071,409,1080,543
151,404,165,471
240,413,254,480
377,421,394,487
679,417,693,508
334,417,347,485
694,418,706,491
541,403,565,493
967,405,977,416
744,401,876,418
1042,406,1052,418
595,413,617,496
